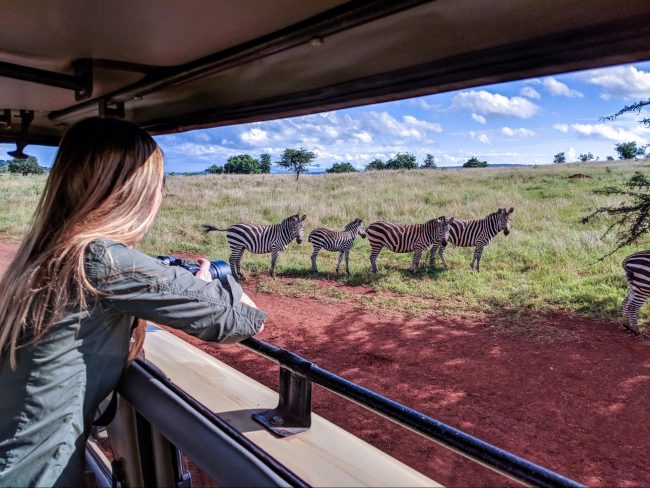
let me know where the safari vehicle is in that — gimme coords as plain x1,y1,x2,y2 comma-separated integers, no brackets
2,1,650,486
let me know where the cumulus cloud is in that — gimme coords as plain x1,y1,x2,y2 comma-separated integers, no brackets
367,111,442,140
500,127,535,137
570,123,647,143
553,124,569,133
452,90,539,118
354,131,373,143
469,131,491,145
580,65,650,100
471,113,486,124
240,128,268,144
520,86,541,99
541,77,583,98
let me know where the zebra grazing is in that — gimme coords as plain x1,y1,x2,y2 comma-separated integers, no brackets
431,207,514,272
366,217,453,274
308,218,367,275
622,250,650,336
202,214,306,279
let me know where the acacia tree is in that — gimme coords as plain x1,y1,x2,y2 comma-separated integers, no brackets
278,147,316,180
614,142,646,160
385,152,417,170
327,162,356,173
578,152,594,162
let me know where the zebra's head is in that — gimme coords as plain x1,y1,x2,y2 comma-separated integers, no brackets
345,218,367,239
285,213,306,244
496,207,514,235
430,216,454,246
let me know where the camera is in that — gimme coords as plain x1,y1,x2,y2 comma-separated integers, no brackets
157,255,231,288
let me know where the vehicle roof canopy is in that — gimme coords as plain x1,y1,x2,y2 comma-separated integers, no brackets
2,0,650,148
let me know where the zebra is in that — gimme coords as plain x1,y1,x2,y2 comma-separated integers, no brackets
366,217,453,274
430,207,514,272
622,250,650,337
202,214,306,279
308,218,367,275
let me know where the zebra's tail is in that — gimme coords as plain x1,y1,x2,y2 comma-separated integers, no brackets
202,224,228,235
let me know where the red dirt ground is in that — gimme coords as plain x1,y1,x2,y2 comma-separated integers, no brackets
2,241,649,486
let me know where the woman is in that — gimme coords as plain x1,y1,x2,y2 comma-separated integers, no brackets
0,117,267,487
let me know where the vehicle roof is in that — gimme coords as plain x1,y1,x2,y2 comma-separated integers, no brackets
2,0,650,147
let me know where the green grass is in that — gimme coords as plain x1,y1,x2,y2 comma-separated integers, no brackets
0,161,648,322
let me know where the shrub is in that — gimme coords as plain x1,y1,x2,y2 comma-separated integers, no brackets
463,156,488,168
327,162,357,173
578,152,594,162
8,157,45,175
614,141,646,160
206,164,224,174
420,153,437,169
224,154,262,174
365,159,385,171
385,152,418,170
553,152,566,164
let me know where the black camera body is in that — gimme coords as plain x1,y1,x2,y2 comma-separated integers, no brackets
157,255,231,288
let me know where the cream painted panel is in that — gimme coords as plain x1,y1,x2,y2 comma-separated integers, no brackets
143,328,441,487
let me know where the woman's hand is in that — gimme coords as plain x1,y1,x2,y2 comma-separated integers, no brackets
195,258,212,282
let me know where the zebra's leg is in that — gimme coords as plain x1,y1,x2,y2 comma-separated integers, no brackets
311,246,321,273
471,246,484,272
344,249,351,275
429,246,437,269
270,251,279,278
229,249,242,280
411,250,423,274
370,244,383,273
625,296,644,335
438,245,449,269
336,251,344,275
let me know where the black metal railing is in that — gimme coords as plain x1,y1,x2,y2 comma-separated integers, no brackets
240,337,584,488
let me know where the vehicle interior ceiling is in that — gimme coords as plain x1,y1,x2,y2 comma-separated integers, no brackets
2,0,650,153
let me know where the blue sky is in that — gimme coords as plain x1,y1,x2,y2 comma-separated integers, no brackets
4,61,650,172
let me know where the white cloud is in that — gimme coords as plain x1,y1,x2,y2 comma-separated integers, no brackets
520,86,541,99
403,115,442,132
500,127,535,137
566,147,578,161
469,131,491,145
471,113,486,124
553,124,569,133
570,123,647,143
452,90,539,118
581,65,650,100
240,128,268,143
542,77,583,98
354,131,373,143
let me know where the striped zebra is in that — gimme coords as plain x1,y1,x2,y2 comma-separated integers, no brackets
202,214,306,279
431,207,514,272
622,250,650,336
366,217,453,273
308,218,366,275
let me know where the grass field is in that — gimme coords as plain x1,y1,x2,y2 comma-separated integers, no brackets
1,161,649,324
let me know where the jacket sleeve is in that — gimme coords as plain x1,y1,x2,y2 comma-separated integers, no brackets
86,240,267,344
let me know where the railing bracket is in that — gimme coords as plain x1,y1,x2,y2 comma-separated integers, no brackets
252,366,312,437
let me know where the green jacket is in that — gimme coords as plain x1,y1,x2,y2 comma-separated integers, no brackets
0,239,266,487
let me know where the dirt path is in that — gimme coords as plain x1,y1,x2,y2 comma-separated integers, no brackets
2,240,648,486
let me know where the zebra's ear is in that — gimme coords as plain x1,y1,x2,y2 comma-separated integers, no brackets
301,214,306,221
497,208,504,214
507,207,514,214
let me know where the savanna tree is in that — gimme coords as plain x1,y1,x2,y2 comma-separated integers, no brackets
259,153,272,174
578,152,594,162
365,159,385,171
206,164,223,174
224,154,261,174
385,152,418,170
421,153,437,169
553,152,566,164
8,157,45,175
614,142,646,160
278,147,317,180
582,171,650,255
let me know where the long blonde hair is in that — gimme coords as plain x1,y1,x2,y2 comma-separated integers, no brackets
0,117,164,368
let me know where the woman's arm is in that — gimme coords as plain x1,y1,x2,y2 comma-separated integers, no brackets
86,240,267,343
